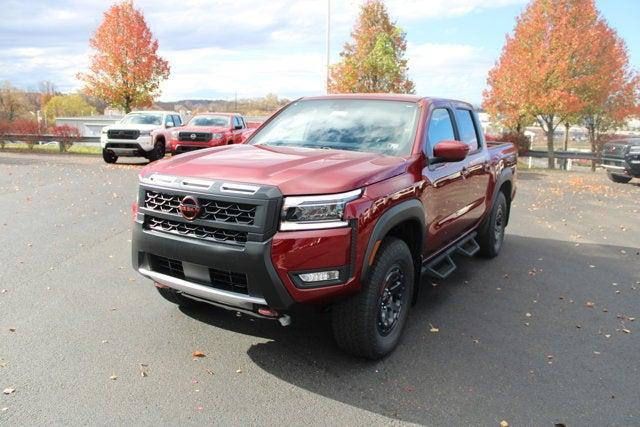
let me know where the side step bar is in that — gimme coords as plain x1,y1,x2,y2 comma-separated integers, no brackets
422,232,479,280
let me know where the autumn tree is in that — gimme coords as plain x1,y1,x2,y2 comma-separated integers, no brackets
44,94,96,122
78,1,169,113
328,0,414,94
0,81,29,122
483,0,636,169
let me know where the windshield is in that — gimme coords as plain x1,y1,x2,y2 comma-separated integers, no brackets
188,115,230,127
120,113,163,125
250,99,419,156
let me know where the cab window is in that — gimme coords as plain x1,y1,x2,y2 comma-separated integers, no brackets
427,108,455,153
165,115,175,127
455,109,479,151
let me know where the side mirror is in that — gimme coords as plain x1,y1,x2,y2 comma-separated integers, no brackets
165,123,174,129
433,140,470,162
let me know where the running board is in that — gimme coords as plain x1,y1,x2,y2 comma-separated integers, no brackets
422,232,479,280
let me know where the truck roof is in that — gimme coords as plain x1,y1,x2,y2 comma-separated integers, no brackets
190,112,239,116
300,93,474,109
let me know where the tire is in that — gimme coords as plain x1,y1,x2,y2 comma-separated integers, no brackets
102,148,118,164
331,237,414,359
477,192,507,258
147,140,166,162
607,172,632,184
156,287,197,308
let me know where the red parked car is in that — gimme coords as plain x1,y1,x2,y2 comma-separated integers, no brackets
152,112,251,155
132,94,517,358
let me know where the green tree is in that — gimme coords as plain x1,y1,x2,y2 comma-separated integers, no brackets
44,94,96,122
329,0,414,94
0,81,29,122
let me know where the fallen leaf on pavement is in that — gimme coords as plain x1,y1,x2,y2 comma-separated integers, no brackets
622,329,631,334
8,328,16,332
429,324,439,333
3,388,15,395
500,420,509,427
585,301,595,308
109,375,117,380
236,369,242,374
192,351,206,358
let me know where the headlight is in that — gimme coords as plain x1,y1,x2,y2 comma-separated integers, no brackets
139,130,151,136
629,146,640,154
211,133,223,140
101,129,108,134
171,131,180,139
280,189,362,231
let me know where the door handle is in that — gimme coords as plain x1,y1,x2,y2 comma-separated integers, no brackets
461,167,469,178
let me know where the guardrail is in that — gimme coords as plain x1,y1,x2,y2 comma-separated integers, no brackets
526,150,597,161
1,134,101,145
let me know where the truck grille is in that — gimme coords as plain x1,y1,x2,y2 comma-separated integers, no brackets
107,129,140,140
178,132,212,142
149,254,248,294
144,191,257,225
145,216,248,245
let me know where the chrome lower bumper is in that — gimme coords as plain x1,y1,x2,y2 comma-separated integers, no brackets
138,267,267,310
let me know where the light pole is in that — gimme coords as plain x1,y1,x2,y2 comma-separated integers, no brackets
326,0,331,94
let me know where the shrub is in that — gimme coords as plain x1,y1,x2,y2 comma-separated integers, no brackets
486,132,531,156
10,119,40,149
51,124,81,153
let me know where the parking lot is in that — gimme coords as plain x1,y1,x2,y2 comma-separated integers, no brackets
1,152,638,425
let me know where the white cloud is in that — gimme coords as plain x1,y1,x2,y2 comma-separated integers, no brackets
406,42,494,103
0,0,519,101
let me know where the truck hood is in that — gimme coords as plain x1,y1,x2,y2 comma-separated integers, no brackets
104,123,160,131
174,125,228,133
141,144,411,195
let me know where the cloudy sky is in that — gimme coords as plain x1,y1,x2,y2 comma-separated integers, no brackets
1,0,638,104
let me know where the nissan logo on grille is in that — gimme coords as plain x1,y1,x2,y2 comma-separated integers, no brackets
179,196,201,221
190,133,197,140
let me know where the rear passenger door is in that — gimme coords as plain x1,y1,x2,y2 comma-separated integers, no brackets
452,106,491,227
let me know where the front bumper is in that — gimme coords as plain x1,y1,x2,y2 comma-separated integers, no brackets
169,140,225,154
132,222,294,310
600,156,640,177
102,136,153,156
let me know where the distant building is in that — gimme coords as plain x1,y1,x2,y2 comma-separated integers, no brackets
55,115,123,137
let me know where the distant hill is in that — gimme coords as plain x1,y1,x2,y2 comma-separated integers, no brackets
153,94,289,116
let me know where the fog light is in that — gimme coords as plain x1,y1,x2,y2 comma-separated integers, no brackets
298,270,340,282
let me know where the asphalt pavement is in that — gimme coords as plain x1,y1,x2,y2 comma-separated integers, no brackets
1,152,639,426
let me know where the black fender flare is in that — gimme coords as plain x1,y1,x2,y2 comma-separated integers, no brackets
481,167,513,233
361,199,426,281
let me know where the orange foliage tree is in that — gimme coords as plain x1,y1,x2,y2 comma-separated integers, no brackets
328,0,414,94
483,0,638,169
78,1,169,113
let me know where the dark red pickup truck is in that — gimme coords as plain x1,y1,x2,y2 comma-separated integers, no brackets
132,94,517,358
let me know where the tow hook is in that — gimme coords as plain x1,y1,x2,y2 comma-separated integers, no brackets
257,307,292,327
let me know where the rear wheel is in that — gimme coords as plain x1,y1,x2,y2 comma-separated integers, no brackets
331,237,414,359
477,192,507,258
156,287,198,308
607,172,632,184
102,148,118,164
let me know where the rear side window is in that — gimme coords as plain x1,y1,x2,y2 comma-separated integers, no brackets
428,108,455,148
173,115,182,126
455,109,479,151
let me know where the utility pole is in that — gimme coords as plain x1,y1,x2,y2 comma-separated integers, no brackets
326,0,331,94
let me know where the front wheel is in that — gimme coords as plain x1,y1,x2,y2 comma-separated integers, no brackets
331,237,414,359
102,148,118,164
147,140,166,162
607,172,632,184
477,192,507,258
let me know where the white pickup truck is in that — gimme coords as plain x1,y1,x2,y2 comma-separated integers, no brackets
100,111,183,163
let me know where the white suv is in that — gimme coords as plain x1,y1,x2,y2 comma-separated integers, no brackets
100,111,182,163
